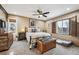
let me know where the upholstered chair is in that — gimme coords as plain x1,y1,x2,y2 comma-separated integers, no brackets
0,28,13,51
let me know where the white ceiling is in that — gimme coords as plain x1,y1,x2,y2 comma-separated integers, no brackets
2,4,79,20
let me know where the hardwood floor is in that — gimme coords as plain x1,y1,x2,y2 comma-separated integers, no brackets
0,40,79,55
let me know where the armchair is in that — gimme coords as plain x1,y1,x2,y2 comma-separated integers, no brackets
0,28,13,51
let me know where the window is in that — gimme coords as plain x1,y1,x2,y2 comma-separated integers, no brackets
56,21,63,34
63,20,69,35
0,19,6,28
56,19,69,35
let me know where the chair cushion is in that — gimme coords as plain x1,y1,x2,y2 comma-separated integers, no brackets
56,39,72,46
0,28,5,35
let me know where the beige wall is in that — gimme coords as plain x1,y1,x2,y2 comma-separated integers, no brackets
17,17,29,32
36,20,45,31
0,9,6,21
8,15,29,40
8,15,45,34
8,15,29,33
45,10,79,33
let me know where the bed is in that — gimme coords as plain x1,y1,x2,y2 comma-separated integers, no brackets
26,32,51,43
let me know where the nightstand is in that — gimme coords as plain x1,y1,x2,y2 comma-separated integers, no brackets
18,32,26,41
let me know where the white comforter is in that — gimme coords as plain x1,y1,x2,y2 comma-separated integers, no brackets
26,32,51,43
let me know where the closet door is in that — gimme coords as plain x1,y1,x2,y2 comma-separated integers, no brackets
52,22,56,33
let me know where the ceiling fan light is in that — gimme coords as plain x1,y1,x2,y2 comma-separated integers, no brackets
38,16,40,18
40,15,42,17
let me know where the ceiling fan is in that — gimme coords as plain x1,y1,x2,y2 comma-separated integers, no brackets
33,9,50,18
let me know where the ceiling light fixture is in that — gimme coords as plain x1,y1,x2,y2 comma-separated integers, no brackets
39,15,42,17
66,8,70,10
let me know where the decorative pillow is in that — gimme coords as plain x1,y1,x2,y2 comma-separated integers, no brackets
32,28,37,32
28,27,40,32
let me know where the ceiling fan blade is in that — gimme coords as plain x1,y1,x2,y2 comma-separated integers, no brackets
43,12,50,14
37,10,41,13
32,14,40,15
37,9,42,14
42,14,47,17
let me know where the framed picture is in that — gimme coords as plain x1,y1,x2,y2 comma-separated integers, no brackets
8,19,16,32
29,18,36,27
10,23,16,32
8,22,16,33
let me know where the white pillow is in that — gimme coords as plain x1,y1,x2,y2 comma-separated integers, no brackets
28,27,40,32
